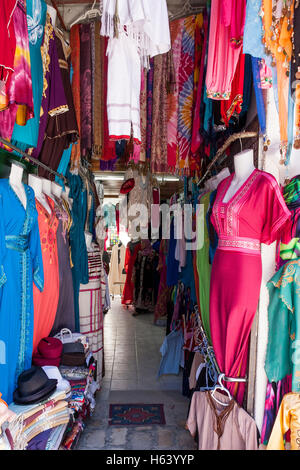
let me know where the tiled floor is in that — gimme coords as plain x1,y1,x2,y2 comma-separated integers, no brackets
77,298,197,450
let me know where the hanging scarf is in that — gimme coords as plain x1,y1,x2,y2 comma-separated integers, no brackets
92,20,103,165
251,57,267,145
0,0,18,91
220,52,245,127
101,36,115,162
177,16,196,175
70,24,81,173
191,11,208,156
262,0,295,163
80,23,92,158
151,52,169,173
146,57,154,160
291,2,300,148
167,18,184,171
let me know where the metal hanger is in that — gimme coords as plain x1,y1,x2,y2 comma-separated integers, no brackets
210,373,232,406
69,0,103,29
168,0,205,21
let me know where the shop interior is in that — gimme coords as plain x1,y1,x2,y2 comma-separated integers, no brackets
0,0,300,452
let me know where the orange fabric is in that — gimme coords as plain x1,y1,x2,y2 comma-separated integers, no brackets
262,0,295,161
32,197,59,353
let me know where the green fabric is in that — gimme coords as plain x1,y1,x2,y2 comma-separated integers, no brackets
196,192,212,344
280,238,300,260
265,259,300,392
283,178,300,205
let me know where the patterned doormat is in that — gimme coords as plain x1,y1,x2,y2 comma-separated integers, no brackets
109,404,166,426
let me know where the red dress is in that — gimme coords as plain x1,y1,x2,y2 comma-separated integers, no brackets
210,169,290,405
122,241,141,306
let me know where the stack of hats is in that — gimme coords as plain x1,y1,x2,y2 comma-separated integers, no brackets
5,367,71,450
32,337,63,367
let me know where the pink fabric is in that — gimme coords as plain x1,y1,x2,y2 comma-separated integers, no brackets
205,0,244,100
167,19,184,170
209,169,291,405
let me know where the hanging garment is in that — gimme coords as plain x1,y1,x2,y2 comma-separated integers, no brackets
122,240,141,306
265,259,300,392
106,32,141,144
209,169,290,405
38,29,78,175
79,245,104,387
100,0,170,64
109,242,126,296
157,328,184,378
0,0,34,142
32,197,59,353
0,180,44,404
67,171,89,332
196,193,212,343
50,198,75,336
12,0,47,151
31,13,68,159
205,0,246,100
133,248,159,311
267,393,300,450
154,239,172,324
220,51,245,127
291,2,300,147
0,0,18,89
186,391,258,450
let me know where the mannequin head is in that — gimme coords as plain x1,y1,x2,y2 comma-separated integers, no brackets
51,181,63,198
233,149,255,179
10,162,24,184
28,174,43,194
41,178,53,196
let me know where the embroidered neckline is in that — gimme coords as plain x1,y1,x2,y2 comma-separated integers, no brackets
222,169,257,206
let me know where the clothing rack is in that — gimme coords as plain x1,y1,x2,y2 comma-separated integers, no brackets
168,0,206,21
197,131,258,187
50,0,68,31
0,137,67,184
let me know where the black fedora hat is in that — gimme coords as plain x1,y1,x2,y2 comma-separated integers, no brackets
13,366,57,405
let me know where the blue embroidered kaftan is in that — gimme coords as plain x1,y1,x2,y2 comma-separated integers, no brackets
0,180,44,404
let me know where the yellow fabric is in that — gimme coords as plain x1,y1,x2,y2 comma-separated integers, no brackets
267,393,300,450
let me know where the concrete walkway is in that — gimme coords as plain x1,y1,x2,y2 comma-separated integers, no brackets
77,299,197,450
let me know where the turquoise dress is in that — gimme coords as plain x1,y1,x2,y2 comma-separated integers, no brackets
0,180,44,404
265,259,300,393
11,0,47,151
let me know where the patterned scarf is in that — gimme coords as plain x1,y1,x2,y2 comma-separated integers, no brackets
92,20,103,166
167,19,183,171
80,23,92,158
70,24,81,172
177,16,196,175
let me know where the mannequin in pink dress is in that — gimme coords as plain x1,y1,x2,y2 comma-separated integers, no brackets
209,149,290,405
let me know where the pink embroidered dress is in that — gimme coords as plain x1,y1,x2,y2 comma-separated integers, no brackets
210,169,290,405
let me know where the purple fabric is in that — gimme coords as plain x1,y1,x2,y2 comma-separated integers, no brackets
100,158,117,171
26,429,52,450
32,17,67,159
146,58,154,160
80,23,92,157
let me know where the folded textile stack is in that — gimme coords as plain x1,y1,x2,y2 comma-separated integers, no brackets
7,389,71,450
